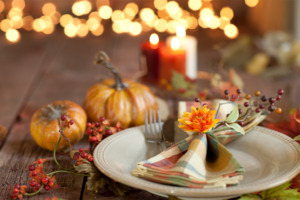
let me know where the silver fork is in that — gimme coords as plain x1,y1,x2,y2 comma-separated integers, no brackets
144,110,166,151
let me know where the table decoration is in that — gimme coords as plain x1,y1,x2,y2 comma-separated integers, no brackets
141,33,164,83
132,88,284,189
83,51,158,128
12,114,130,200
30,100,87,151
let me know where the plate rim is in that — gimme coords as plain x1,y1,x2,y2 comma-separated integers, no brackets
93,126,300,198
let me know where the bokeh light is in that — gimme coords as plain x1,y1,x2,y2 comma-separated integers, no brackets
64,23,78,37
220,7,234,20
128,22,142,35
245,0,259,7
140,8,155,22
224,24,239,38
98,5,112,19
149,33,159,45
72,0,92,16
6,28,20,43
111,10,125,22
0,0,5,13
188,0,202,11
154,18,167,32
42,3,56,16
60,14,73,27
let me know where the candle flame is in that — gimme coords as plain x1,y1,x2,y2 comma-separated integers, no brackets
176,25,185,38
149,33,159,45
171,37,180,50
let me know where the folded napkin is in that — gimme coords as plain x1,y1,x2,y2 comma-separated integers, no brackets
132,132,244,188
132,100,266,188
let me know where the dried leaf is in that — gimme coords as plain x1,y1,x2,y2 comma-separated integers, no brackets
171,70,189,91
229,68,244,90
225,104,239,123
294,135,300,141
226,123,245,135
0,125,7,143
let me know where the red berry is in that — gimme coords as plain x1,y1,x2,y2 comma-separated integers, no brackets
95,122,100,127
34,186,40,192
81,152,88,159
97,128,103,132
38,158,43,164
276,95,281,101
69,120,74,125
28,164,35,171
14,184,20,189
79,148,83,152
44,185,51,191
11,193,17,198
32,170,37,176
61,115,67,121
278,89,284,95
74,152,81,160
48,181,54,187
184,76,190,81
261,96,267,102
88,157,93,162
259,104,264,109
269,97,276,103
86,128,93,135
13,188,19,193
30,180,37,187
224,90,229,95
238,109,242,114
89,136,97,142
244,102,249,107
231,94,236,99
194,98,200,102
268,105,275,112
87,122,92,127
238,121,244,126
179,88,185,93
42,177,49,184
105,129,113,136
255,108,260,113
236,89,241,94
99,116,105,122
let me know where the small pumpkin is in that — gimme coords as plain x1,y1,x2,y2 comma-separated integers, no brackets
30,100,87,151
83,51,158,128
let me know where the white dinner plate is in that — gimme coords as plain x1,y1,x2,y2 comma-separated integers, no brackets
93,126,300,199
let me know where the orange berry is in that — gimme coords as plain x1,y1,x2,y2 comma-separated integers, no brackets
245,94,251,100
255,90,261,96
275,107,282,114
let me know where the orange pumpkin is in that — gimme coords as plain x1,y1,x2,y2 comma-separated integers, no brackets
83,51,158,128
30,100,87,151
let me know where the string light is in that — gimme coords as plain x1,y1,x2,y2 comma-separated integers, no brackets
0,0,244,43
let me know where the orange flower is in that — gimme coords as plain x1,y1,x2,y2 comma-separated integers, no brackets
178,105,219,133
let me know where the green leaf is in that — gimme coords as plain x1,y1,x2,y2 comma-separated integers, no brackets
226,123,245,135
237,194,261,200
261,182,290,198
294,135,300,141
171,70,189,91
225,104,239,123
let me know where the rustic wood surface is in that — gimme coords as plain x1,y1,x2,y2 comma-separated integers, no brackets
0,30,299,200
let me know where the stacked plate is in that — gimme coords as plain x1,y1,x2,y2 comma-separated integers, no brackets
93,126,300,200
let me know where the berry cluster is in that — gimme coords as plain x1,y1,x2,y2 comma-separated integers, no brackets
73,148,93,164
10,185,27,200
28,159,58,192
86,116,123,149
224,88,284,126
59,114,74,131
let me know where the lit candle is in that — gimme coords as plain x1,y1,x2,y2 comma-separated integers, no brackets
159,37,186,85
166,26,197,79
141,33,164,83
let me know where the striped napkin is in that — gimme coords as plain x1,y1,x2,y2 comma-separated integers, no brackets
132,100,266,188
132,132,244,188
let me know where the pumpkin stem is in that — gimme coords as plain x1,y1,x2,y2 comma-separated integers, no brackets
95,51,128,90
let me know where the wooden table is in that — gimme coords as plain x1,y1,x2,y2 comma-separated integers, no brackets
0,31,299,200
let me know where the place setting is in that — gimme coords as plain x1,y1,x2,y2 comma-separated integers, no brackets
2,1,300,200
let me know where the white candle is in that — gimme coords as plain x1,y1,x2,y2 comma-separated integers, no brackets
166,26,198,79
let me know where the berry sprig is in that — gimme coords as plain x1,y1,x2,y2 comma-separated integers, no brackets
73,148,94,164
10,185,27,200
86,116,123,150
224,89,284,126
